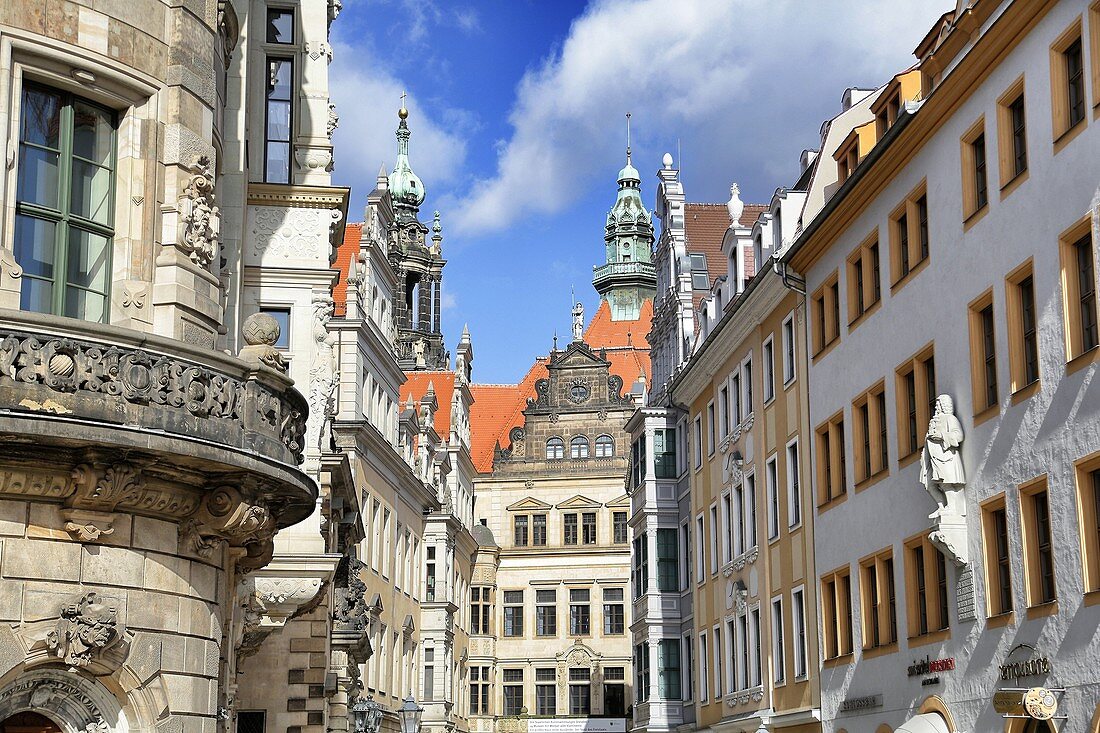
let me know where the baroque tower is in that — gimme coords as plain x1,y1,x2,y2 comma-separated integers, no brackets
592,118,656,320
388,104,449,370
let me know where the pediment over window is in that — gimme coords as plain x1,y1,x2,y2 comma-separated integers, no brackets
556,494,602,510
605,494,631,508
506,496,553,512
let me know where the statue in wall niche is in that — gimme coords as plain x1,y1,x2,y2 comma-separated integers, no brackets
920,394,966,520
413,338,427,368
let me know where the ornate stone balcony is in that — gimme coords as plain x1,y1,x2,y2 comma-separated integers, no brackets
0,308,315,538
591,260,656,289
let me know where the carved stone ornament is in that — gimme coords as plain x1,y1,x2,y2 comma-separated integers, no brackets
333,556,368,633
920,394,968,565
62,508,116,542
182,485,276,571
236,574,324,663
0,671,116,733
46,592,127,667
177,155,220,268
306,295,338,457
240,312,288,373
327,102,340,139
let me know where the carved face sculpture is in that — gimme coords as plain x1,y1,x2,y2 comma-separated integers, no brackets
936,394,954,416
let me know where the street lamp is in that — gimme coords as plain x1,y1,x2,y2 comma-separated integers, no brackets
351,695,383,733
398,695,423,733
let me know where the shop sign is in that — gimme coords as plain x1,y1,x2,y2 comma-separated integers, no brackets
993,690,1025,716
840,694,883,712
907,656,955,677
1023,688,1059,720
999,645,1052,681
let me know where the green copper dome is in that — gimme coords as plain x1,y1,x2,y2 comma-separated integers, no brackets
389,107,426,213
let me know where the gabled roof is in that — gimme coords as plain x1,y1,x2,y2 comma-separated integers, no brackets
333,223,362,317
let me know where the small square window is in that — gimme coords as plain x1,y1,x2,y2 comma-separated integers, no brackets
266,9,295,44
260,307,291,350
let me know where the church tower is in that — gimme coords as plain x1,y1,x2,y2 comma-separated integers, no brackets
388,102,449,370
592,115,656,320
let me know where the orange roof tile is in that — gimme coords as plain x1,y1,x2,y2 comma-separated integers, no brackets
332,223,362,317
402,371,457,438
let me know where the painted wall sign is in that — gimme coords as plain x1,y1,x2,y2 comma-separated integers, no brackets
840,694,883,712
528,719,626,733
907,656,955,677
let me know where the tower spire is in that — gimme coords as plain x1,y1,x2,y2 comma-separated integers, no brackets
626,112,632,165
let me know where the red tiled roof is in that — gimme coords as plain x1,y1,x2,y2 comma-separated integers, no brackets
332,223,362,316
684,202,768,312
403,371,457,437
467,299,652,474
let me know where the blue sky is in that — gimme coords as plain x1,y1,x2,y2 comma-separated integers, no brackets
329,0,947,384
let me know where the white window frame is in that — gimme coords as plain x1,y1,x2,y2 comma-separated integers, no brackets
695,513,706,583
706,401,716,456
721,491,733,565
709,504,719,575
682,632,694,701
741,352,754,420
718,384,729,439
782,310,796,385
744,470,758,551
786,437,802,529
680,520,691,593
771,596,786,685
765,454,780,541
792,585,808,679
712,624,723,699
693,416,703,469
732,484,744,557
762,335,776,404
698,631,709,700
725,617,737,693
731,370,742,426
749,605,761,688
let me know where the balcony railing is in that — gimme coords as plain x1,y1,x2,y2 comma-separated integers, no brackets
592,261,656,286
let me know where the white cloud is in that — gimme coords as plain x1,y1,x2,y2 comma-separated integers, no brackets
452,0,946,235
441,291,458,312
328,39,469,220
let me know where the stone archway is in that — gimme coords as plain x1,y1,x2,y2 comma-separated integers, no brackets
0,669,125,733
1,712,62,733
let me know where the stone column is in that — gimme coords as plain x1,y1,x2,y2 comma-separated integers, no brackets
418,276,431,331
432,278,441,333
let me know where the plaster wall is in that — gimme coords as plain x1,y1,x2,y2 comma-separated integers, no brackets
803,2,1100,731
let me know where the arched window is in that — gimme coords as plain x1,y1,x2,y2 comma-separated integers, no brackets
546,437,564,460
570,436,590,459
595,435,614,458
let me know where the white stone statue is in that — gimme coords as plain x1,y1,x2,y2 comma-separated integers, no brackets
413,338,427,368
572,301,584,342
920,394,966,519
726,183,744,227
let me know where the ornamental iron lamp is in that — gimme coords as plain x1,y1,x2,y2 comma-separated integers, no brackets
351,694,383,733
398,695,423,733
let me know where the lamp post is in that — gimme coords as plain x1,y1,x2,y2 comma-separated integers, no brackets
398,695,423,733
351,694,383,733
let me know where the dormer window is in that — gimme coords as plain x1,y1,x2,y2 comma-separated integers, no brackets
689,253,709,290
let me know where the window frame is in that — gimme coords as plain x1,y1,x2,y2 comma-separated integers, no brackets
263,55,295,184
852,379,889,489
1059,218,1099,369
846,229,882,329
786,437,802,529
980,493,1014,618
1050,17,1088,151
904,533,950,638
996,75,1029,196
1005,258,1041,399
858,547,897,651
820,566,853,660
782,311,797,386
1075,451,1100,594
968,290,1000,419
960,117,989,225
815,410,847,509
810,270,841,358
1020,476,1057,608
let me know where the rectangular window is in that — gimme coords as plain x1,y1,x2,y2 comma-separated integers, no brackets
1021,479,1056,606
694,416,703,469
695,514,705,583
763,336,775,402
564,514,578,545
633,532,649,596
815,412,846,506
698,632,709,700
603,588,625,634
771,597,785,683
712,626,723,698
423,648,435,701
514,515,529,547
730,372,741,428
792,588,807,677
532,514,547,546
726,619,737,693
264,57,293,183
503,590,523,637
259,308,291,349
786,439,802,527
821,568,853,659
658,639,682,700
750,608,761,687
635,645,650,703
744,473,757,550
707,402,716,455
536,589,557,636
654,427,677,478
896,344,936,459
503,669,524,716
469,667,489,715
997,78,1028,188
631,436,646,488
722,492,733,563
852,380,889,486
582,512,597,545
613,511,628,544
782,313,796,384
905,535,950,637
266,8,295,43
657,528,679,592
766,455,780,540
1061,222,1099,361
471,587,491,635
15,85,117,322
742,356,754,417
719,385,730,438
811,271,841,356
859,549,897,649
1076,456,1100,593
888,181,931,287
425,546,436,601
709,505,719,575
569,588,591,635
847,231,882,324
960,118,988,220
1006,261,1040,394
536,669,556,715
1051,21,1087,141
968,292,999,414
981,495,1013,616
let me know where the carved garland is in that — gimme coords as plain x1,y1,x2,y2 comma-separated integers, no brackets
177,155,221,268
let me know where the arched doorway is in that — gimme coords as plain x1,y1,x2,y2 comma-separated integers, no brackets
1,712,62,733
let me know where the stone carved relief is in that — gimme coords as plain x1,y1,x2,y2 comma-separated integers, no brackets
306,296,339,456
0,330,306,463
47,592,128,668
0,671,116,733
68,462,199,519
251,207,343,261
182,485,276,571
921,394,968,565
120,281,148,313
0,249,23,289
235,575,324,664
333,556,368,633
240,312,288,373
327,102,340,139
177,155,220,268
295,146,334,173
